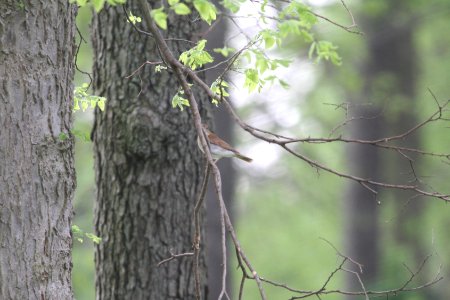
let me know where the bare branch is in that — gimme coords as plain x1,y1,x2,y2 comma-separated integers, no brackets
157,251,194,267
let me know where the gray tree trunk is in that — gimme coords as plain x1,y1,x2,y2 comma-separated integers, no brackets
91,3,210,299
204,17,236,299
344,0,421,294
0,1,76,299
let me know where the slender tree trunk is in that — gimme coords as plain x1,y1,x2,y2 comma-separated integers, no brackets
204,17,236,299
0,1,76,299
344,106,383,291
344,0,422,294
91,2,210,299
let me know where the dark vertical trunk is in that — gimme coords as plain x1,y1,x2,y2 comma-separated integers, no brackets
344,107,383,290
92,2,210,299
344,0,420,294
0,1,76,299
204,17,236,299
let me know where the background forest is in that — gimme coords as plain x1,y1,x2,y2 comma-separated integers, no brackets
72,0,450,299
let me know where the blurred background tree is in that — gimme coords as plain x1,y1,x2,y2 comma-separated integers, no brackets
72,0,450,299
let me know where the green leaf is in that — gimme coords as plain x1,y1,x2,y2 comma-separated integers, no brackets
85,233,102,244
97,98,106,111
278,20,302,37
300,29,314,43
260,30,276,49
244,69,259,92
213,47,235,57
315,41,342,65
127,12,142,24
73,99,80,111
71,129,91,142
168,0,179,5
155,65,168,72
107,0,126,4
172,92,190,110
197,39,207,51
91,0,105,12
193,0,217,25
279,79,290,89
151,7,168,30
81,101,89,112
173,3,191,15
211,79,230,101
255,54,269,74
179,40,214,70
272,58,291,68
221,0,243,13
72,225,82,234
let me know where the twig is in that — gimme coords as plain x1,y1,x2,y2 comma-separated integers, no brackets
157,251,194,267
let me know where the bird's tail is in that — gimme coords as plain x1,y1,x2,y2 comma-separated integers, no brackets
236,153,253,163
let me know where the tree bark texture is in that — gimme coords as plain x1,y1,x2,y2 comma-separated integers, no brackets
92,2,210,299
0,1,76,299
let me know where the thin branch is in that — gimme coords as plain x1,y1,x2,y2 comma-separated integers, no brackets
157,251,194,267
75,26,93,86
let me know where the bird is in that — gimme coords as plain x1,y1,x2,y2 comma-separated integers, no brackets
197,124,253,163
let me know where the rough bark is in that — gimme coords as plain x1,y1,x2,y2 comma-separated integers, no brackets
0,1,76,299
92,2,210,299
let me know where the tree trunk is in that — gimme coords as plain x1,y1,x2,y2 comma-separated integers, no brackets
91,3,210,299
0,1,76,299
344,0,421,294
204,17,236,299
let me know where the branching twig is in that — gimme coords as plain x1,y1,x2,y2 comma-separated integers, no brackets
157,251,194,267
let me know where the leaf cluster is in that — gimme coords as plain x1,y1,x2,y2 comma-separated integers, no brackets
74,83,106,112
72,225,101,244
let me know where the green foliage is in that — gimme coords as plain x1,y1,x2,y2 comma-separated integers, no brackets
70,0,126,12
259,30,281,49
309,41,342,65
72,84,105,143
71,129,91,142
155,64,168,72
193,0,217,25
72,225,101,244
150,7,168,30
239,47,292,92
221,0,245,13
179,40,214,70
210,80,230,105
168,0,192,15
171,90,190,110
213,47,236,57
74,83,106,112
244,69,261,92
126,11,142,24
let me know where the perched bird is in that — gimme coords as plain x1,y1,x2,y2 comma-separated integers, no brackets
197,124,253,163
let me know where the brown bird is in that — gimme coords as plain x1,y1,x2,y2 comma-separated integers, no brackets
197,124,253,163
